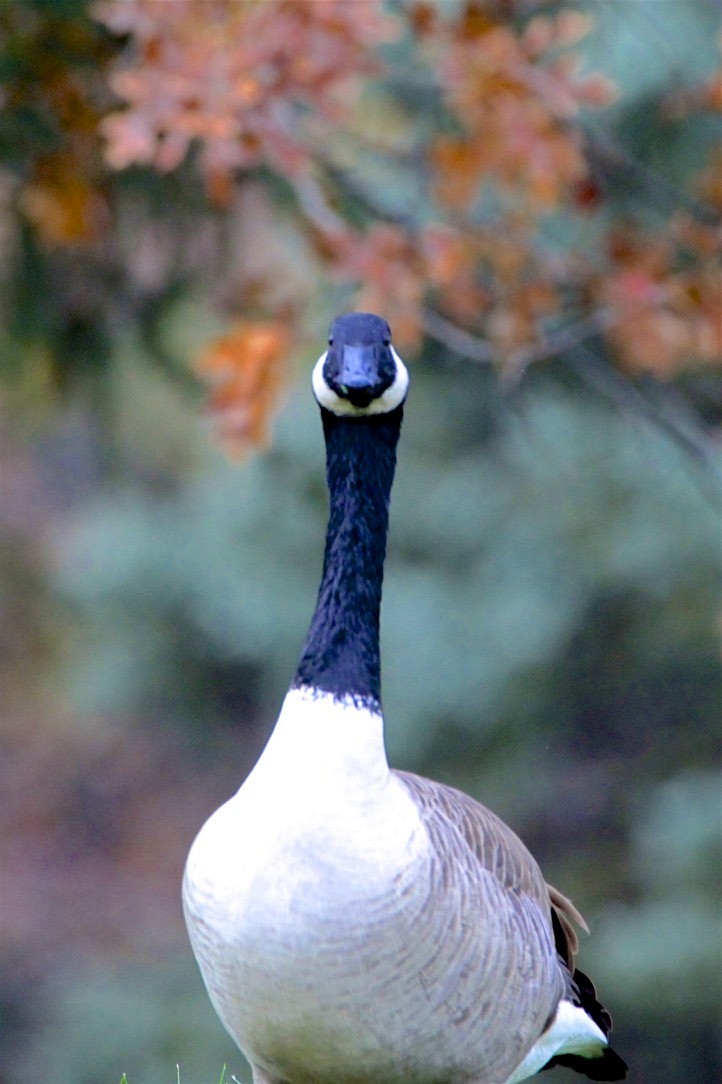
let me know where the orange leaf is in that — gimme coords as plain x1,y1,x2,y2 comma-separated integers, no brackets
408,1,437,38
195,320,290,456
695,146,722,210
19,152,108,245
98,0,398,195
431,136,487,209
456,2,498,41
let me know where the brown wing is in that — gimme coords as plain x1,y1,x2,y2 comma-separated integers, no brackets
394,771,591,976
548,882,587,969
394,772,626,1080
395,769,553,907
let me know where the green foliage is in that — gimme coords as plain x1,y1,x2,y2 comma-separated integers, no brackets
15,959,246,1084
53,352,722,769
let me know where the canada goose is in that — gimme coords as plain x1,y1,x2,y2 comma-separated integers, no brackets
183,313,627,1084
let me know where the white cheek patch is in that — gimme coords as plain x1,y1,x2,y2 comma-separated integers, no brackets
311,347,409,417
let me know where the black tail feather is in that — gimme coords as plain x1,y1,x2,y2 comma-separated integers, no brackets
547,905,628,1079
541,1046,628,1080
543,966,627,1079
572,966,613,1039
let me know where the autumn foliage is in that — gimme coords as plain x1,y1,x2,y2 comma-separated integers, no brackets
195,320,290,455
97,0,397,189
3,0,721,449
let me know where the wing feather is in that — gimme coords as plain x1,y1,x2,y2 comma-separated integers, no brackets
395,770,568,916
393,771,627,1080
393,771,594,987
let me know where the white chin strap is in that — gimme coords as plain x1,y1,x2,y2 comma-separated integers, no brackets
311,347,409,417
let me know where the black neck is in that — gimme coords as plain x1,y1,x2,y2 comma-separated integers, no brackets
293,406,403,709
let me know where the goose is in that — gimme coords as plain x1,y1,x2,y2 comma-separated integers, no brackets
183,312,627,1084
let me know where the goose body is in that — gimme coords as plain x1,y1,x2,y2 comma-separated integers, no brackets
183,314,626,1084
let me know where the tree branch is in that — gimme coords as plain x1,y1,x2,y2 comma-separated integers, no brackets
421,307,617,371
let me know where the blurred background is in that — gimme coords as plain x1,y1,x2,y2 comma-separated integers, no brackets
0,2,721,1082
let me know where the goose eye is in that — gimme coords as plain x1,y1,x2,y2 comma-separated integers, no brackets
328,337,334,346
383,337,390,346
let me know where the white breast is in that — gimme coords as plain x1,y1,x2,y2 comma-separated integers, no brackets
183,688,560,1084
183,688,440,1080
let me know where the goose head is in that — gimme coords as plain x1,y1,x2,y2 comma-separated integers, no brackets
312,312,409,416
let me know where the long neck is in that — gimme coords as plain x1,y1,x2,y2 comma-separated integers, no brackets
293,406,403,710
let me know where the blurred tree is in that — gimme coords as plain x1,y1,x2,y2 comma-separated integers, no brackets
0,0,719,448
0,3,721,1084
95,0,722,384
